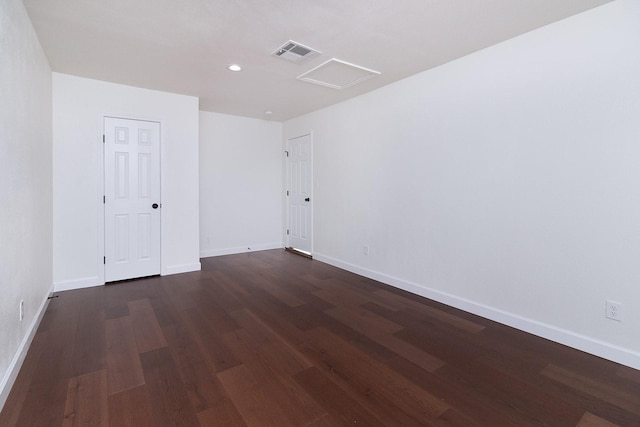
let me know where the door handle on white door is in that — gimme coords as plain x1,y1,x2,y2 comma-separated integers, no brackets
152,203,159,209
304,197,310,202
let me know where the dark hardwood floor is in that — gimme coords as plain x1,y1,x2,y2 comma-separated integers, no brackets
1,249,639,426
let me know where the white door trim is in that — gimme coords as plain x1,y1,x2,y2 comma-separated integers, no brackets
285,131,313,255
97,114,163,284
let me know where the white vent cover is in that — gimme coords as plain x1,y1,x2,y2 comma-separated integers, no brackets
297,59,381,90
272,40,321,64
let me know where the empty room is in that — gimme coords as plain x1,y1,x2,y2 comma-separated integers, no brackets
1,0,639,425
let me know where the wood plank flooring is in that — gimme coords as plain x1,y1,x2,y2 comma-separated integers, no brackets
1,249,639,426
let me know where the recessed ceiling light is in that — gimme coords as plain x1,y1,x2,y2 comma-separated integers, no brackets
228,64,242,72
264,110,273,116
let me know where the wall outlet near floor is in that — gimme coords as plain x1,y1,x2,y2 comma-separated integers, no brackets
363,245,369,256
19,299,24,322
605,300,622,322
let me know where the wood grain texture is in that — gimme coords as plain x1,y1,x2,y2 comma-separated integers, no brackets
293,366,387,427
2,249,639,426
127,299,167,353
72,290,106,377
541,363,640,417
302,326,450,426
161,323,229,413
107,386,154,427
228,308,313,376
63,370,108,427
105,316,145,394
217,328,327,427
139,347,201,427
576,412,621,427
196,401,247,427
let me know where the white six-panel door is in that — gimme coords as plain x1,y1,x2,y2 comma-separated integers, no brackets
104,117,161,282
287,133,312,254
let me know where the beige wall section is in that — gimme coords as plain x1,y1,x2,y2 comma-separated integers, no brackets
199,111,283,257
0,0,53,409
284,0,640,368
52,73,201,290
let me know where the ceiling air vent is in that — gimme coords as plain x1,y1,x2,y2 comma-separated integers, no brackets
272,40,321,64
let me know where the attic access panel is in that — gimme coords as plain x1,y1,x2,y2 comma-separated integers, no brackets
297,58,381,90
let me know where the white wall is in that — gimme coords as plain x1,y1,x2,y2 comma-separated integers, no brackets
200,111,283,257
53,73,200,291
284,0,640,369
0,0,53,409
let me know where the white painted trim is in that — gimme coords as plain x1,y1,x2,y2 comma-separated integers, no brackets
0,283,53,412
162,262,201,276
285,138,291,249
200,243,283,258
313,252,640,370
54,276,102,292
97,113,106,285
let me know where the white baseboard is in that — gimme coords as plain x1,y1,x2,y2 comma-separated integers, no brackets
313,252,640,370
0,283,53,412
200,242,283,259
55,261,205,289
162,262,201,276
54,275,101,292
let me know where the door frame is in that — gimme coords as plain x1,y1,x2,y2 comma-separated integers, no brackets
98,114,163,284
284,131,313,255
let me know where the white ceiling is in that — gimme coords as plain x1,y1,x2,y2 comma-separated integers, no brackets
23,0,613,121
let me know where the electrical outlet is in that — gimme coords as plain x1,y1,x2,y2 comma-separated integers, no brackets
363,245,369,256
605,300,622,322
19,300,24,322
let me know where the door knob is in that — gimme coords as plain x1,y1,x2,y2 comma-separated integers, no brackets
304,197,310,202
152,203,159,209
